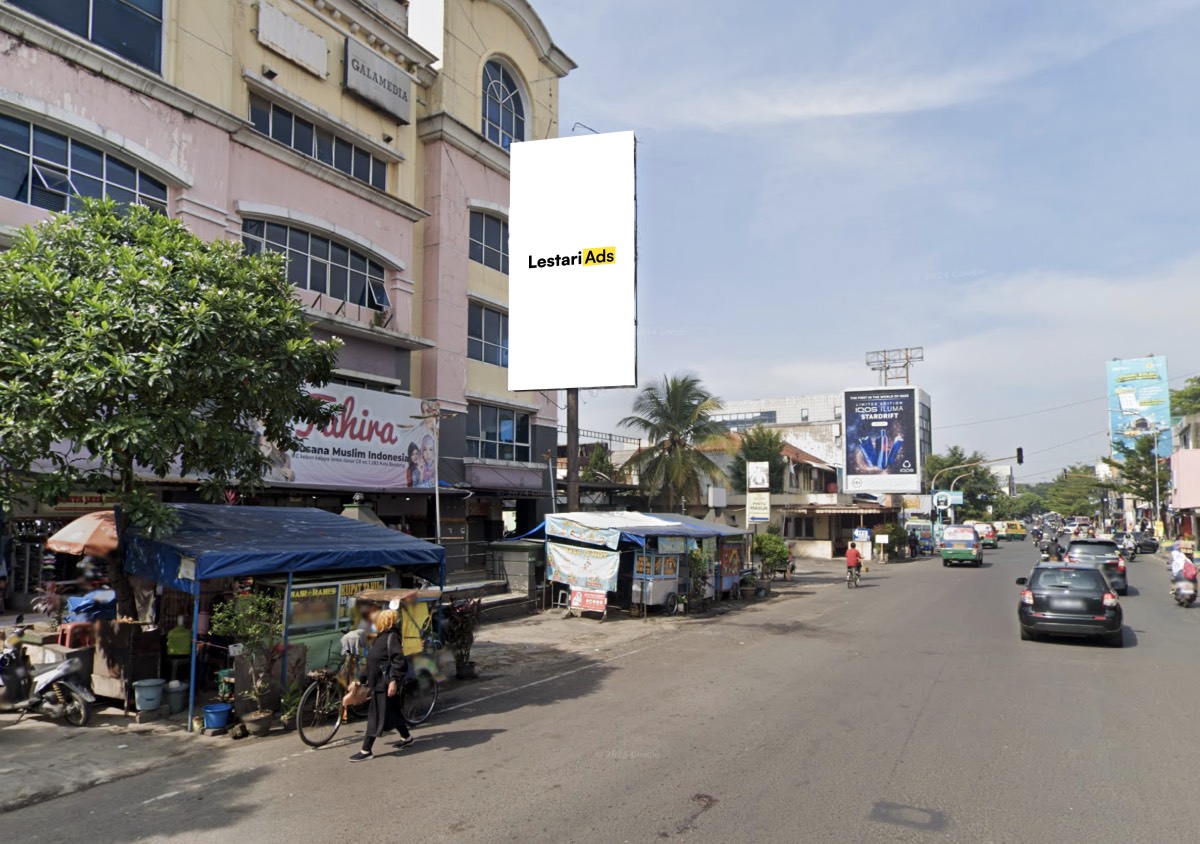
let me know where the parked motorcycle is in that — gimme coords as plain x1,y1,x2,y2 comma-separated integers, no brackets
0,628,94,726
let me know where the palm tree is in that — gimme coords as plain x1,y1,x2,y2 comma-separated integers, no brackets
619,374,726,511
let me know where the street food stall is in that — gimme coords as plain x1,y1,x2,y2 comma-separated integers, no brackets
121,504,445,729
518,512,749,618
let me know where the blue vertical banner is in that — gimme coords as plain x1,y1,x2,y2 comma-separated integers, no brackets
1106,356,1172,453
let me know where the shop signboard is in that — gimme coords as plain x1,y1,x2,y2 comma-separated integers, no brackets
569,589,608,614
344,37,411,123
276,386,438,490
933,490,964,510
747,491,771,523
287,582,340,631
547,542,620,592
338,578,387,624
747,461,770,491
508,131,637,390
1106,356,1172,454
843,387,922,494
658,537,687,555
853,527,872,543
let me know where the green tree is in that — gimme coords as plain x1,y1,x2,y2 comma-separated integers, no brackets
924,445,1002,520
0,200,340,617
580,443,623,483
1044,464,1100,518
1101,436,1169,516
752,531,791,578
1170,376,1200,417
729,426,787,493
619,374,725,510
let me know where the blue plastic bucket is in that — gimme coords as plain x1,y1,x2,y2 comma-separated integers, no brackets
132,679,167,711
203,703,233,730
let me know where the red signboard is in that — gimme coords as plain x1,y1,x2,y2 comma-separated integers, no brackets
569,589,608,614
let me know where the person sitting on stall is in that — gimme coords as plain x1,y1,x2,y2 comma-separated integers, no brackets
347,608,413,762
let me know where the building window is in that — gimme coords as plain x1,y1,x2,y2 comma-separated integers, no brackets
248,95,387,191
466,402,530,462
468,302,508,368
785,517,816,539
241,218,390,311
12,0,163,73
0,114,167,213
469,211,508,274
481,60,525,150
801,408,809,422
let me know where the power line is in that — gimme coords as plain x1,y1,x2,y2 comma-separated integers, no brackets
936,369,1199,431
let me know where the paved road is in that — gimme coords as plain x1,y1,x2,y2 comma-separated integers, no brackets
7,543,1197,842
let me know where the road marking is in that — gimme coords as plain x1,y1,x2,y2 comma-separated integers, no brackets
439,643,658,714
141,791,179,804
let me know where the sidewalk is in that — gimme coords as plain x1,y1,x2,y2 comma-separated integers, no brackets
0,557,858,813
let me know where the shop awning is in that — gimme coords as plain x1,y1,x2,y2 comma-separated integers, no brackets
514,511,747,547
124,504,445,594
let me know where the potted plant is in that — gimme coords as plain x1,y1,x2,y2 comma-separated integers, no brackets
279,680,302,731
686,548,711,613
752,532,791,595
443,598,482,679
210,591,282,736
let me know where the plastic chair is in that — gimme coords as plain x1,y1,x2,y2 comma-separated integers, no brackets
57,622,94,650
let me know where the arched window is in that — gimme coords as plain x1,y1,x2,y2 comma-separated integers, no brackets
481,60,525,151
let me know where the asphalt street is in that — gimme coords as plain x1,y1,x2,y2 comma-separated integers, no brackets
6,542,1197,843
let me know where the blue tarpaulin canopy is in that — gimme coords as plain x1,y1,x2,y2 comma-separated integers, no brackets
125,504,445,594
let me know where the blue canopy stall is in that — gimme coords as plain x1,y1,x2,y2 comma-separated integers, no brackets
123,504,445,730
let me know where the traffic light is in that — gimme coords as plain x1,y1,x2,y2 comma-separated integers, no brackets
1016,447,1024,465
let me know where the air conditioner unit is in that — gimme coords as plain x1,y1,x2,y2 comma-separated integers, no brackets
707,487,727,508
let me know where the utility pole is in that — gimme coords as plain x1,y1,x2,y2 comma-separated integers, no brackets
566,388,580,512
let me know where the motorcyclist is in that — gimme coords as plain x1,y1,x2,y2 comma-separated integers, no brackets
1169,543,1196,590
1038,536,1065,562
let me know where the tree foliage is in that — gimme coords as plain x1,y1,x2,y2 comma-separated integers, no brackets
1100,436,1168,510
992,490,1045,520
923,445,1001,520
0,200,341,614
752,531,791,576
1170,376,1200,417
729,426,787,493
619,374,725,510
580,443,623,483
1044,463,1100,518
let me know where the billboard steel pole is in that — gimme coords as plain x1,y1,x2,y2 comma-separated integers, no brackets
566,388,580,512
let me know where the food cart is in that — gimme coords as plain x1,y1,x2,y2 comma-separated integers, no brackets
521,512,749,619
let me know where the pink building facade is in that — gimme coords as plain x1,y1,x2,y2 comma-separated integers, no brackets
0,0,574,570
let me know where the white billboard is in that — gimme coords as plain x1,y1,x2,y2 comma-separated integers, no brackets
508,131,637,391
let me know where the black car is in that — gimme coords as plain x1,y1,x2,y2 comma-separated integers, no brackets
1017,566,1123,646
1066,539,1128,595
1132,532,1160,555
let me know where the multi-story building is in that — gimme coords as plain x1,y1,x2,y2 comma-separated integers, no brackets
0,0,573,573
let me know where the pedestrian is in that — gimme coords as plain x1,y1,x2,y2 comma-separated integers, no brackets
907,529,920,559
348,608,413,762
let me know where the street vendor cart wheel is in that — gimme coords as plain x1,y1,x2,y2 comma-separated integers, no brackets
297,676,343,748
400,667,438,725
664,592,679,616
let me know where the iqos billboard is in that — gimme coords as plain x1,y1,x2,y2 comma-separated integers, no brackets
843,387,922,494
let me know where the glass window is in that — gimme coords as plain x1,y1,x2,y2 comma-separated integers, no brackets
468,211,509,274
467,302,509,368
466,403,531,463
241,217,391,311
13,0,163,73
246,98,388,191
0,112,168,213
481,60,526,151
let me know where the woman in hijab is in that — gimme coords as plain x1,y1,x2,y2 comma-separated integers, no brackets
348,608,413,762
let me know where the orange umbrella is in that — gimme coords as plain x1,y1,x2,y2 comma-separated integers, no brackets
46,510,118,557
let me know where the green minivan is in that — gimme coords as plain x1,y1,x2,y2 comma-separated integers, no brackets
940,525,983,567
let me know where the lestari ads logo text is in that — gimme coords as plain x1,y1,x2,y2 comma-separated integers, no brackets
527,246,616,269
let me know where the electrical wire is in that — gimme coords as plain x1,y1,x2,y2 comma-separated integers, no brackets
936,369,1200,430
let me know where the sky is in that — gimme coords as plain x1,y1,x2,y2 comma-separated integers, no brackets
527,0,1200,484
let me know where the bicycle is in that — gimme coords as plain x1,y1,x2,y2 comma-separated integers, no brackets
297,632,440,749
846,566,861,589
